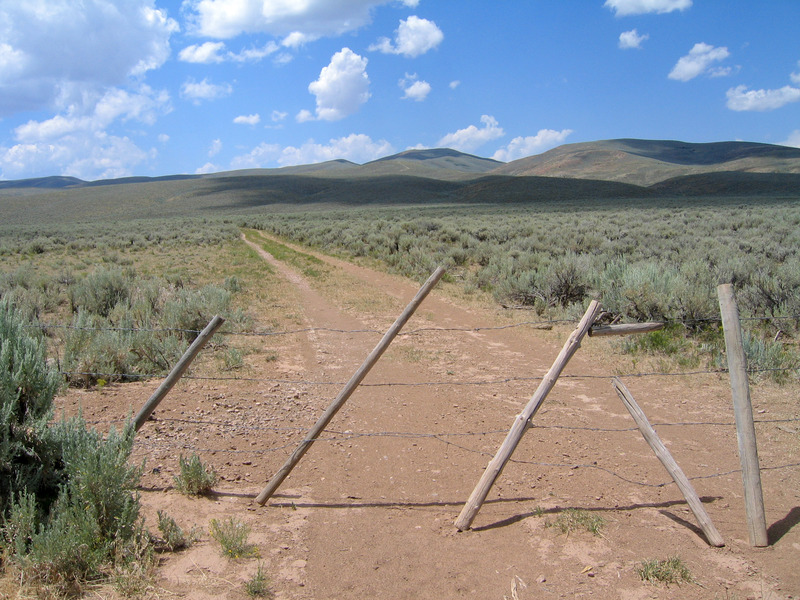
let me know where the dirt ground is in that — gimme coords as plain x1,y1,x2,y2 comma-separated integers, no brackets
53,231,800,600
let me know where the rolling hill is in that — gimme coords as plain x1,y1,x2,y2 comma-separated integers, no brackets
1,140,799,225
492,139,800,186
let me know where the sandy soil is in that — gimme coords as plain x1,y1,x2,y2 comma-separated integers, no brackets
53,232,800,600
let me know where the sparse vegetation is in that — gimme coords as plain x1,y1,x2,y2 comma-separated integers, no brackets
156,510,195,552
173,453,219,497
209,517,258,559
0,301,151,597
637,556,694,585
545,508,605,537
245,563,274,598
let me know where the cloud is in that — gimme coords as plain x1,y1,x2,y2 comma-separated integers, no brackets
179,41,279,64
437,115,505,153
619,29,648,50
282,32,317,49
400,74,431,101
209,139,222,157
0,85,171,180
234,114,261,125
1,133,152,181
370,16,443,57
180,78,233,103
781,130,800,148
726,85,800,111
449,80,461,90
185,0,394,40
492,129,573,162
179,42,227,64
669,43,730,81
0,1,177,117
605,0,691,16
230,134,394,168
195,162,219,174
303,48,370,121
791,61,800,85
271,110,288,122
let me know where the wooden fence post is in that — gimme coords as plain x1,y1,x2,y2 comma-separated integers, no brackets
256,266,446,506
455,299,603,531
612,377,724,547
133,315,225,432
717,284,768,547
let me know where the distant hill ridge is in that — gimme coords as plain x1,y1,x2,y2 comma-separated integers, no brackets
1,138,799,195
494,139,800,186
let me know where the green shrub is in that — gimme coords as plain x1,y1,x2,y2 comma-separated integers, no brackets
68,268,132,317
245,563,273,598
209,517,258,559
174,453,218,497
156,510,191,552
0,299,63,512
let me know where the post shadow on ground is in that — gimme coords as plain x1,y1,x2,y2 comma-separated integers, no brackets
470,496,722,533
768,506,800,545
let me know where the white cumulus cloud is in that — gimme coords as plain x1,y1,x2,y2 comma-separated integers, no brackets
0,0,177,117
234,114,261,125
179,42,227,64
605,0,691,16
302,48,370,121
726,85,800,111
619,29,648,50
230,134,394,168
209,139,222,157
0,84,171,180
180,78,233,103
492,129,573,162
370,16,443,57
791,61,800,85
185,0,393,39
669,43,730,82
400,74,431,101
195,162,219,174
781,130,800,148
438,115,505,153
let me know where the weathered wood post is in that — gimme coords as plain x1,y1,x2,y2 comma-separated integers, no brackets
612,377,725,547
455,299,602,531
717,284,768,547
256,266,446,506
134,315,225,432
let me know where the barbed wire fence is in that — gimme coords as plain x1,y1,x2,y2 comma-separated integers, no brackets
41,310,800,495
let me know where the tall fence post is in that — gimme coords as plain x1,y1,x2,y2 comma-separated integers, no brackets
455,299,603,531
612,377,724,547
717,284,768,547
133,315,225,432
256,266,446,506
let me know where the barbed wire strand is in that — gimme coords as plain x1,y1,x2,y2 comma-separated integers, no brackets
24,311,800,338
58,361,800,388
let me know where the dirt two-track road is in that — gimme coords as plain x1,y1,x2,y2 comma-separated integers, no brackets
57,231,800,600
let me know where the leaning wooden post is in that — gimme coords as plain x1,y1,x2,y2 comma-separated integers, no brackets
133,315,225,432
612,377,725,547
256,266,446,506
717,284,768,547
455,299,602,531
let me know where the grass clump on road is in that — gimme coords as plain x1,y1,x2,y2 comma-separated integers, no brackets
545,508,605,537
637,556,694,585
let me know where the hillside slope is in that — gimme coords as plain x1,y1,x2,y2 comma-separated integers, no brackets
492,139,800,186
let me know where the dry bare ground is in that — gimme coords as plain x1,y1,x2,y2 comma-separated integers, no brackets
54,231,800,600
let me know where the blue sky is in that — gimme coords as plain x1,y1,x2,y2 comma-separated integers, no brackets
1,0,799,181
